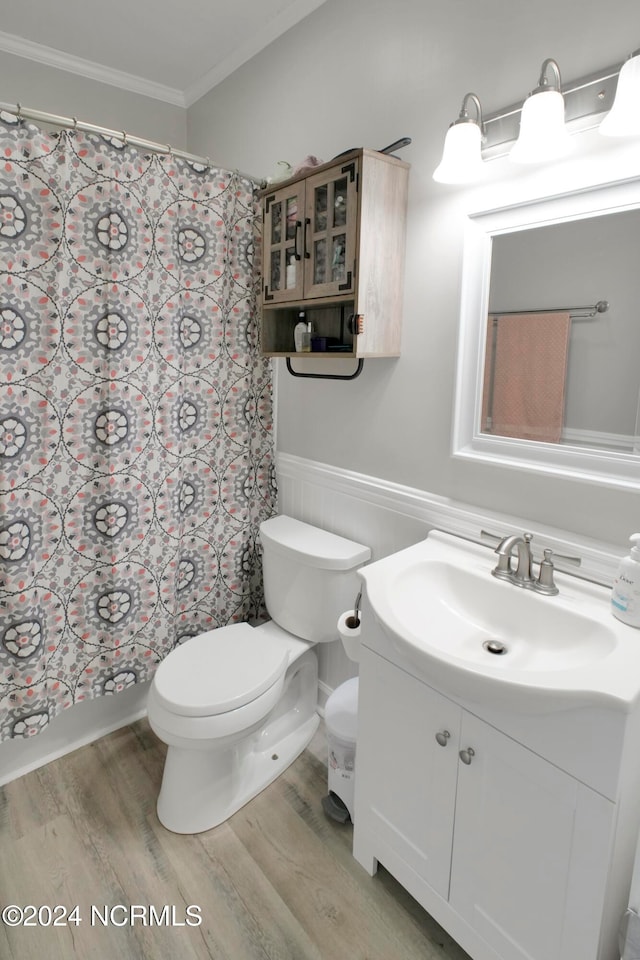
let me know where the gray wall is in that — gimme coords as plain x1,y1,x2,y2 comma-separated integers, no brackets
188,0,640,545
0,50,186,147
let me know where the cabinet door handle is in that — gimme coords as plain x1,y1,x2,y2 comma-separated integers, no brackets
459,747,475,765
303,217,311,259
435,730,450,747
293,220,302,260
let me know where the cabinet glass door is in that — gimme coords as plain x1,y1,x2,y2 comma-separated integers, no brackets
262,184,304,303
303,161,358,299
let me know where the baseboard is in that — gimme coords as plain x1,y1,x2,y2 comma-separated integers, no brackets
0,682,150,786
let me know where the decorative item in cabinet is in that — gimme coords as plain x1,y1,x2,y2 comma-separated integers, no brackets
260,148,409,360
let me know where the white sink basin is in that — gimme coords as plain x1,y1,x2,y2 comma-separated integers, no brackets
359,531,640,712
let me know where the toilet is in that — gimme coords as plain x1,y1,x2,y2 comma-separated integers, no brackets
147,514,371,834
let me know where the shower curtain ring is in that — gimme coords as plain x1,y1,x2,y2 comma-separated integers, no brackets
122,130,127,144
16,102,22,120
72,117,78,131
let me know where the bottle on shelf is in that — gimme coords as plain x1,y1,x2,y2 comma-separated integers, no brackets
294,311,307,352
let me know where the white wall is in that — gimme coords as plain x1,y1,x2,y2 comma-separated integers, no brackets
0,50,187,147
188,0,640,546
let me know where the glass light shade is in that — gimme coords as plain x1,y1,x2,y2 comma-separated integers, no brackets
600,55,640,136
433,121,485,184
510,89,571,164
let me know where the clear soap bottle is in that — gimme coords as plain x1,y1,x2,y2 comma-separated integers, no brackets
294,311,307,352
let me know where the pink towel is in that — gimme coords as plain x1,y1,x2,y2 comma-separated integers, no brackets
483,312,571,443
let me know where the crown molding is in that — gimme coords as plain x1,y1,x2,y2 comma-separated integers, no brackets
0,29,186,107
1,0,329,110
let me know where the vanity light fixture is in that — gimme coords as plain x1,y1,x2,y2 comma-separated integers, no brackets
433,48,640,184
509,59,572,163
599,49,640,137
432,93,485,184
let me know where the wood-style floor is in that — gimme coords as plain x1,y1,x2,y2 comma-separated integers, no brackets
0,718,471,960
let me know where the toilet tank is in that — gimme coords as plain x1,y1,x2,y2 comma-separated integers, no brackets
259,515,371,643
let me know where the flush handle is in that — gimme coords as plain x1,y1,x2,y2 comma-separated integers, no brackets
435,730,450,747
459,747,475,765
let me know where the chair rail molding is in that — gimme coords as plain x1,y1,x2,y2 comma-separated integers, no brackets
276,452,623,586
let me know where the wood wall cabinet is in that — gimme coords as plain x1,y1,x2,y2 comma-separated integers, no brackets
259,148,409,359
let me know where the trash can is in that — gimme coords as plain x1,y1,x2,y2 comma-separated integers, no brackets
322,676,358,824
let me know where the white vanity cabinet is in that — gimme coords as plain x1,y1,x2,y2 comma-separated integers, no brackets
353,646,619,960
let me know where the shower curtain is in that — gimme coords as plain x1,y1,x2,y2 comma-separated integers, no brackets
0,110,275,741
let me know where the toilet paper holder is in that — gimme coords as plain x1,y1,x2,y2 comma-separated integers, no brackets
346,590,362,630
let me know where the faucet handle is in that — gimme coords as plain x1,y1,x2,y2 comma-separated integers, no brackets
491,552,513,581
535,548,559,595
535,547,583,595
481,531,512,578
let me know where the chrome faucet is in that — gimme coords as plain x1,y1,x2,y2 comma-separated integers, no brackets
493,532,534,586
482,530,582,595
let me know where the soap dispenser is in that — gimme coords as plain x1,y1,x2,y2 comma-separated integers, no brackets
611,534,640,627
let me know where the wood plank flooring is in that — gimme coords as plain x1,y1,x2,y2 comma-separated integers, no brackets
0,718,471,960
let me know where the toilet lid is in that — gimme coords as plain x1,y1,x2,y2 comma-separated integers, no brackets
153,623,290,717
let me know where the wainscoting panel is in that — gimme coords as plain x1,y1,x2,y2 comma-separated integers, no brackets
276,452,624,704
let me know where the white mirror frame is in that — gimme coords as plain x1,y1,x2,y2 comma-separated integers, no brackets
453,176,640,491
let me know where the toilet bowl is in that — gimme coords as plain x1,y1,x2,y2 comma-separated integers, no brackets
147,515,370,834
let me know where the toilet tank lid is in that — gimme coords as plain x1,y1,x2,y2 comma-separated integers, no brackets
260,515,371,570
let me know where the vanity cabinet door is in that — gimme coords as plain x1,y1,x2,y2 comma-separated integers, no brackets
353,649,461,898
450,711,614,960
262,182,306,303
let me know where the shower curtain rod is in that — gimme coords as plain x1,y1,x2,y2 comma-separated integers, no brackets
491,299,609,321
0,101,266,187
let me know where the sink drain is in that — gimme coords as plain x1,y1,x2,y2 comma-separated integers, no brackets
483,639,508,656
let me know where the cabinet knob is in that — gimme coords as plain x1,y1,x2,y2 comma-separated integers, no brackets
459,747,475,765
435,730,451,747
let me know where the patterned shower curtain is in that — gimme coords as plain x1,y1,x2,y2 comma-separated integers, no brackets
0,110,275,742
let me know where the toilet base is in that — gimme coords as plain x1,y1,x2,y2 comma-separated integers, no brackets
153,647,319,834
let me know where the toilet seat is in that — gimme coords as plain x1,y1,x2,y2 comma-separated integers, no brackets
153,623,290,718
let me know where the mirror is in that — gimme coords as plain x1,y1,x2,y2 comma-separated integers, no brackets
453,177,640,490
